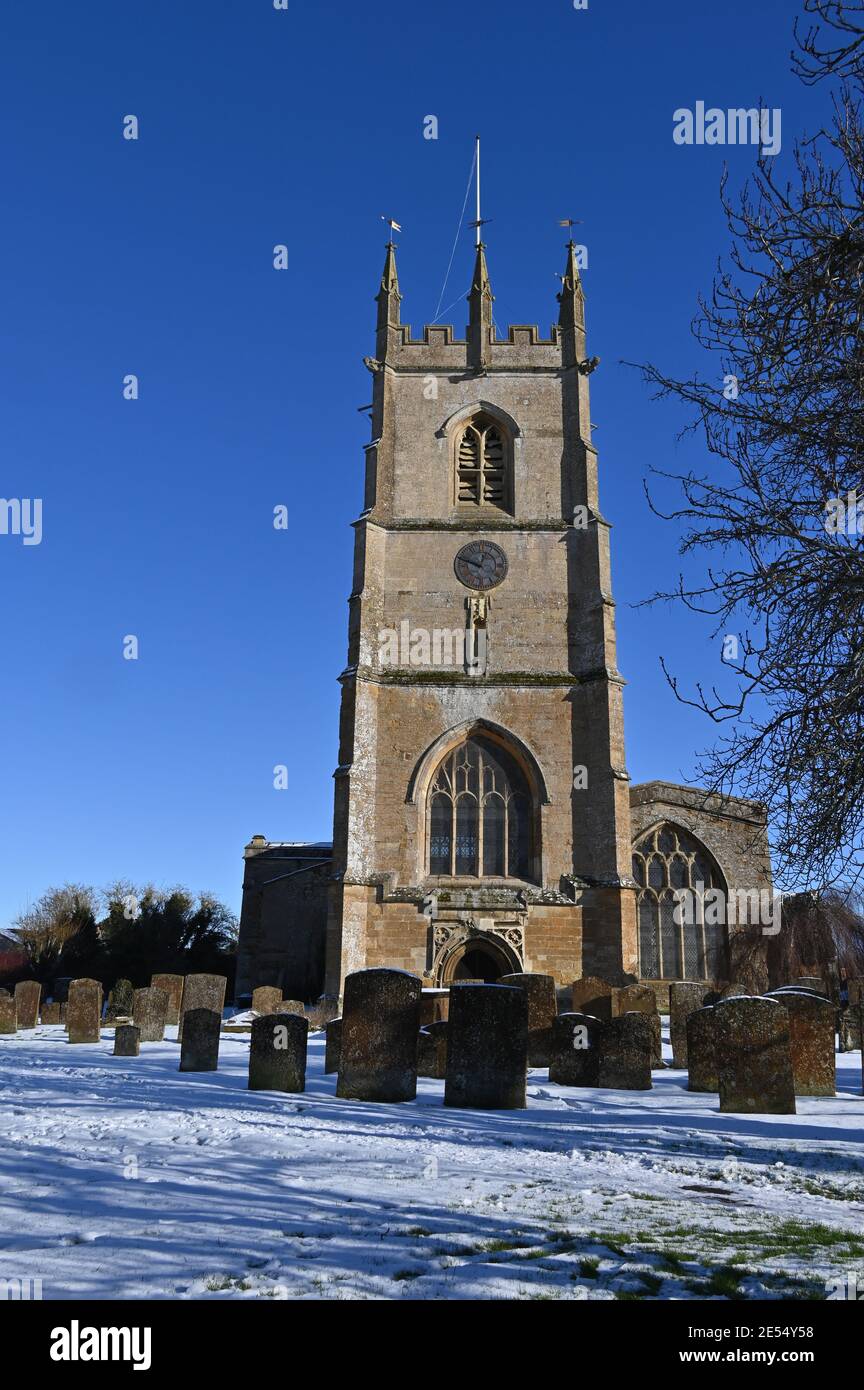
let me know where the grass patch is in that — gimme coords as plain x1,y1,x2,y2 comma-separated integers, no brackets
577,1257,600,1279
392,1269,424,1282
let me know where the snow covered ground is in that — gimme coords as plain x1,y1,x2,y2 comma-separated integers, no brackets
1,1022,862,1301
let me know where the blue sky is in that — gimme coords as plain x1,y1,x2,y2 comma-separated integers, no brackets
0,0,832,926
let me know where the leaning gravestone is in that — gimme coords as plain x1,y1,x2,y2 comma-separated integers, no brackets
105,979,134,1022
324,1017,342,1074
669,982,709,1069
499,973,557,1067
337,969,421,1103
687,1007,719,1092
179,1008,221,1072
114,1025,140,1057
549,1011,605,1087
444,983,528,1110
0,996,17,1034
417,1020,448,1079
765,990,836,1096
40,1002,62,1025
133,987,169,1043
151,974,184,1026
598,1012,653,1090
570,976,615,1023
252,986,283,1016
67,979,102,1044
716,996,796,1114
14,980,41,1030
248,1013,308,1092
178,974,226,1041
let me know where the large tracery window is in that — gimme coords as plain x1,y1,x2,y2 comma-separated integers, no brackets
455,415,512,511
633,823,729,981
428,736,533,880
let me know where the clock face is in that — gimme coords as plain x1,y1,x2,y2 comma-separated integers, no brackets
454,540,508,591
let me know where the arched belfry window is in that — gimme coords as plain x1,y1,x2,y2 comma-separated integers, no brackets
427,735,534,880
454,415,512,512
632,824,729,981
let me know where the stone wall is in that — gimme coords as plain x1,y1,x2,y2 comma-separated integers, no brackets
235,840,333,1004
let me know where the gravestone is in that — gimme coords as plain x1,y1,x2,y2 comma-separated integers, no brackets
178,975,226,1041
114,1025,140,1057
549,1011,605,1086
687,1007,719,1091
613,984,657,1016
716,996,796,1114
847,979,863,1050
765,990,836,1096
278,999,305,1017
40,1002,62,1025
151,974,184,1026
179,1008,221,1072
248,1013,308,1092
669,982,708,1069
0,996,16,1034
324,1017,342,1074
417,1020,448,1079
420,989,449,1027
105,979,134,1022
14,981,41,1030
444,983,528,1110
796,976,827,996
598,1012,653,1090
569,976,615,1023
133,987,169,1043
252,986,283,1016
499,973,557,1067
67,979,102,1044
337,969,421,1102
0,987,9,997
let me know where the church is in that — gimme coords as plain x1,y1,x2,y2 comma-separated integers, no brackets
235,235,773,1007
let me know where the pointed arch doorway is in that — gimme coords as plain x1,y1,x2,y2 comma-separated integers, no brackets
437,930,520,985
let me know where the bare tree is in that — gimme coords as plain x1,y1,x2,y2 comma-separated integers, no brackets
793,0,864,83
635,1,864,892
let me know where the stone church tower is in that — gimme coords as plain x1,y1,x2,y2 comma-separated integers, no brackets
323,238,639,995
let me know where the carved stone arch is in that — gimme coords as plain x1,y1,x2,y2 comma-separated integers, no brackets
436,399,523,442
632,820,729,982
407,718,551,807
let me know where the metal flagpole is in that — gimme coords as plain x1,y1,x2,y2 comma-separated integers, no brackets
475,135,481,245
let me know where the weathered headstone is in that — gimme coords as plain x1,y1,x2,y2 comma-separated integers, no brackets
499,973,557,1067
178,974,226,1041
114,1025,140,1057
337,969,421,1102
105,979,134,1022
687,1007,719,1092
278,999,306,1017
252,986,283,1016
178,1008,221,1072
613,984,657,1016
796,975,827,996
417,1020,448,1079
324,1017,342,1074
669,982,708,1069
716,996,796,1114
420,989,450,1027
151,974,184,1026
598,1012,653,1090
133,987,169,1043
549,1011,605,1087
569,976,615,1023
444,983,528,1110
40,1002,62,1025
67,979,102,1044
0,996,17,1034
14,980,41,1030
248,1012,308,1092
765,990,836,1096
